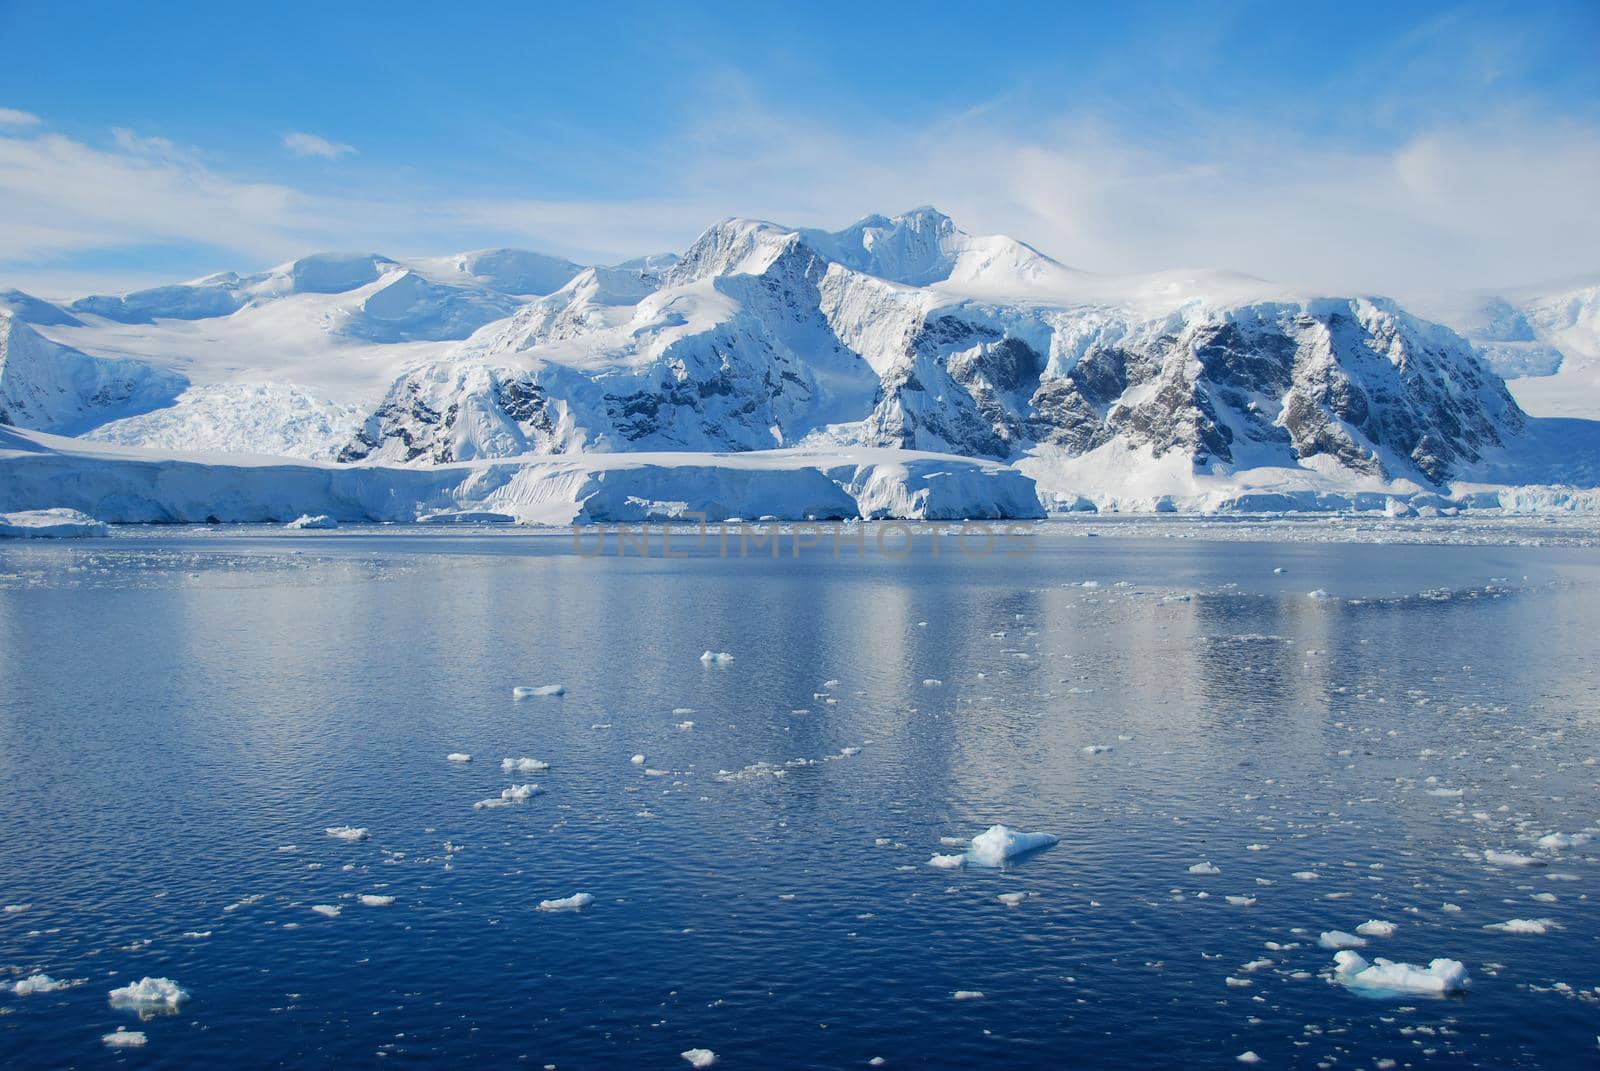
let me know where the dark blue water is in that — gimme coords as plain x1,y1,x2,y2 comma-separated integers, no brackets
2,522,1598,1068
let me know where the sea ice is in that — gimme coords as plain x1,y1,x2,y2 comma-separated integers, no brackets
681,1049,718,1068
13,973,73,995
952,990,985,1001
446,753,472,763
1082,745,1113,754
513,684,565,698
1483,918,1559,934
501,757,550,773
1356,920,1397,938
538,893,594,912
325,825,369,842
630,754,646,765
286,514,337,530
102,1028,148,1048
997,892,1028,906
1307,589,1333,600
699,651,734,664
311,904,341,918
107,976,188,1012
1483,849,1543,867
1537,832,1592,850
965,825,1058,868
1331,951,1469,995
1188,861,1221,875
928,853,965,869
1319,930,1368,949
0,508,107,539
359,894,396,907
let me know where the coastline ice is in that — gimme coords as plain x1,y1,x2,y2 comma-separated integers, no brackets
108,976,188,1012
0,508,107,539
1331,951,1469,996
965,825,1059,868
538,892,594,912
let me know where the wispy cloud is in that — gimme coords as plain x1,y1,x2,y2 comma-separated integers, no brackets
0,107,41,126
282,131,356,160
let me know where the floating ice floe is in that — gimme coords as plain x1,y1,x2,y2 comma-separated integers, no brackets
1483,918,1560,934
13,973,75,995
952,990,985,1001
513,684,565,698
964,825,1059,868
1226,895,1257,907
1307,589,1332,600
0,508,107,539
1356,920,1397,938
108,977,188,1012
1237,1052,1261,1064
1483,849,1543,867
359,894,396,907
537,892,594,912
1331,951,1469,996
501,757,549,773
699,651,734,665
1537,832,1592,850
928,853,965,870
311,904,341,918
1319,930,1368,949
2,903,29,913
922,678,943,687
676,721,695,730
1188,861,1221,876
475,783,542,809
630,754,646,765
681,1049,718,1068
324,825,369,842
446,753,472,763
286,514,337,530
102,1028,148,1048
1082,745,1113,755
997,892,1028,907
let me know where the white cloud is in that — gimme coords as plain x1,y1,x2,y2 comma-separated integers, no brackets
282,131,356,160
0,107,41,126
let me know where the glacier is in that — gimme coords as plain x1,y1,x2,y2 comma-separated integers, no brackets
3,207,1599,518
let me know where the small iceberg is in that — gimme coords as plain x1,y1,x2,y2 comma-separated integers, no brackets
538,892,594,912
325,825,369,842
1331,951,1469,996
475,783,542,809
501,757,550,773
1319,930,1368,949
446,753,472,763
681,1049,718,1069
1188,861,1221,876
310,904,341,918
1483,849,1542,867
359,894,396,907
699,651,734,665
964,824,1059,868
1483,918,1559,934
513,684,565,698
0,508,106,539
286,514,337,530
1356,919,1397,938
102,1028,148,1048
108,976,188,1013
13,973,74,995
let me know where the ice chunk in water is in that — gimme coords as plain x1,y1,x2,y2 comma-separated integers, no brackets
359,894,396,907
997,892,1028,906
928,853,965,869
1483,918,1559,934
501,757,550,773
108,977,188,1012
1331,951,1469,995
538,892,594,912
965,825,1058,868
311,904,341,918
286,514,337,530
1356,920,1397,938
325,826,369,842
1319,930,1368,949
952,990,986,1000
1537,832,1591,850
1484,849,1542,867
1188,861,1221,875
630,754,646,765
699,651,734,664
102,1028,148,1048
13,973,73,995
446,753,472,763
514,685,565,698
681,1049,718,1068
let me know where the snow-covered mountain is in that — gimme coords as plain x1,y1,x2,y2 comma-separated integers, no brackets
3,207,1598,514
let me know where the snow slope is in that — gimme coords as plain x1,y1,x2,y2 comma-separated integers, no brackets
3,207,1597,514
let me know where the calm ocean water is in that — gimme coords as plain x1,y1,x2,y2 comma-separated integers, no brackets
2,521,1598,1069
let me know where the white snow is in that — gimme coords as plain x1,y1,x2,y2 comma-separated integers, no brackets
1331,951,1470,995
537,892,594,912
107,976,188,1011
964,825,1059,868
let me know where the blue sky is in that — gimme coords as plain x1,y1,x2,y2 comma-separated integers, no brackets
1,0,1596,296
